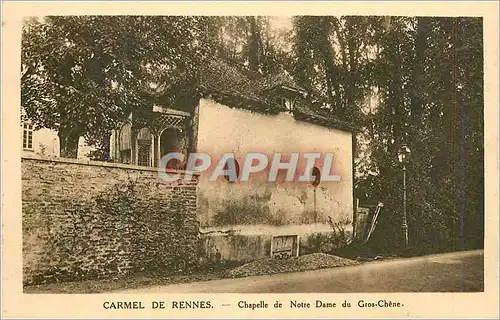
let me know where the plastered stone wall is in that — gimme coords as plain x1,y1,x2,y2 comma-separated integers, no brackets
21,126,95,160
196,98,354,261
22,155,199,285
197,98,353,229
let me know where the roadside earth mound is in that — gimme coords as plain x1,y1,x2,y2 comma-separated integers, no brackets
227,253,360,278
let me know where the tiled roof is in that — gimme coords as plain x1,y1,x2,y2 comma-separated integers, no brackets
198,60,355,132
198,60,267,105
199,60,306,101
151,59,355,132
293,101,357,132
254,71,306,94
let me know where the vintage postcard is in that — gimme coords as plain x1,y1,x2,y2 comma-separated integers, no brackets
1,1,499,319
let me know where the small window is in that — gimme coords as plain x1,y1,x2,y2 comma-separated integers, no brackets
22,123,34,150
311,166,321,187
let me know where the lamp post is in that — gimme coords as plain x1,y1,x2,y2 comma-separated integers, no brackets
397,144,411,248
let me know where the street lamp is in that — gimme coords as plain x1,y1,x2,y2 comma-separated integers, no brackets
397,144,411,248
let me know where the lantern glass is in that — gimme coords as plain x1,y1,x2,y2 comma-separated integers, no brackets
398,145,411,164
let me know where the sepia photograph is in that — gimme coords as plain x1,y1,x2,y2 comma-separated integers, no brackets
17,14,487,296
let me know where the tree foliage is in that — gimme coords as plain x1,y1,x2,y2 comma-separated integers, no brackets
21,16,219,157
286,16,483,252
349,17,484,252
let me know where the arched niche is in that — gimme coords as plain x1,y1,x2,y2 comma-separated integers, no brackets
160,127,188,169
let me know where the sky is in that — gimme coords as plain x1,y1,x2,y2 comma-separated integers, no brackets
269,16,293,32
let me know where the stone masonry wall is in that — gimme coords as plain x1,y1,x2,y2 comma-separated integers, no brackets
22,155,199,285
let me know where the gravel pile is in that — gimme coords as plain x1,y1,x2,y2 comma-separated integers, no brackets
227,253,360,278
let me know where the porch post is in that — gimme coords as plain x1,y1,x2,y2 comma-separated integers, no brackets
190,102,200,153
153,133,160,167
131,127,138,165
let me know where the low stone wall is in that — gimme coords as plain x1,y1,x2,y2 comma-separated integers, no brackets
200,233,271,262
22,155,199,285
199,223,354,262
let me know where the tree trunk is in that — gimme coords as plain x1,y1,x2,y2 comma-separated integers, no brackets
319,18,342,112
58,128,80,158
385,22,404,148
247,16,261,72
294,18,314,92
410,18,429,130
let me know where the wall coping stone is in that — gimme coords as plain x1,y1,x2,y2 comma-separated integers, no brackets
21,153,201,176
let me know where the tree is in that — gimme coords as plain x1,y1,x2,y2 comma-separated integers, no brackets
21,16,219,158
288,15,484,252
358,17,484,252
291,16,380,123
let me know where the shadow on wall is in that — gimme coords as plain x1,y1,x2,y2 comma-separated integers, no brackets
206,196,345,227
211,194,287,227
198,183,352,228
